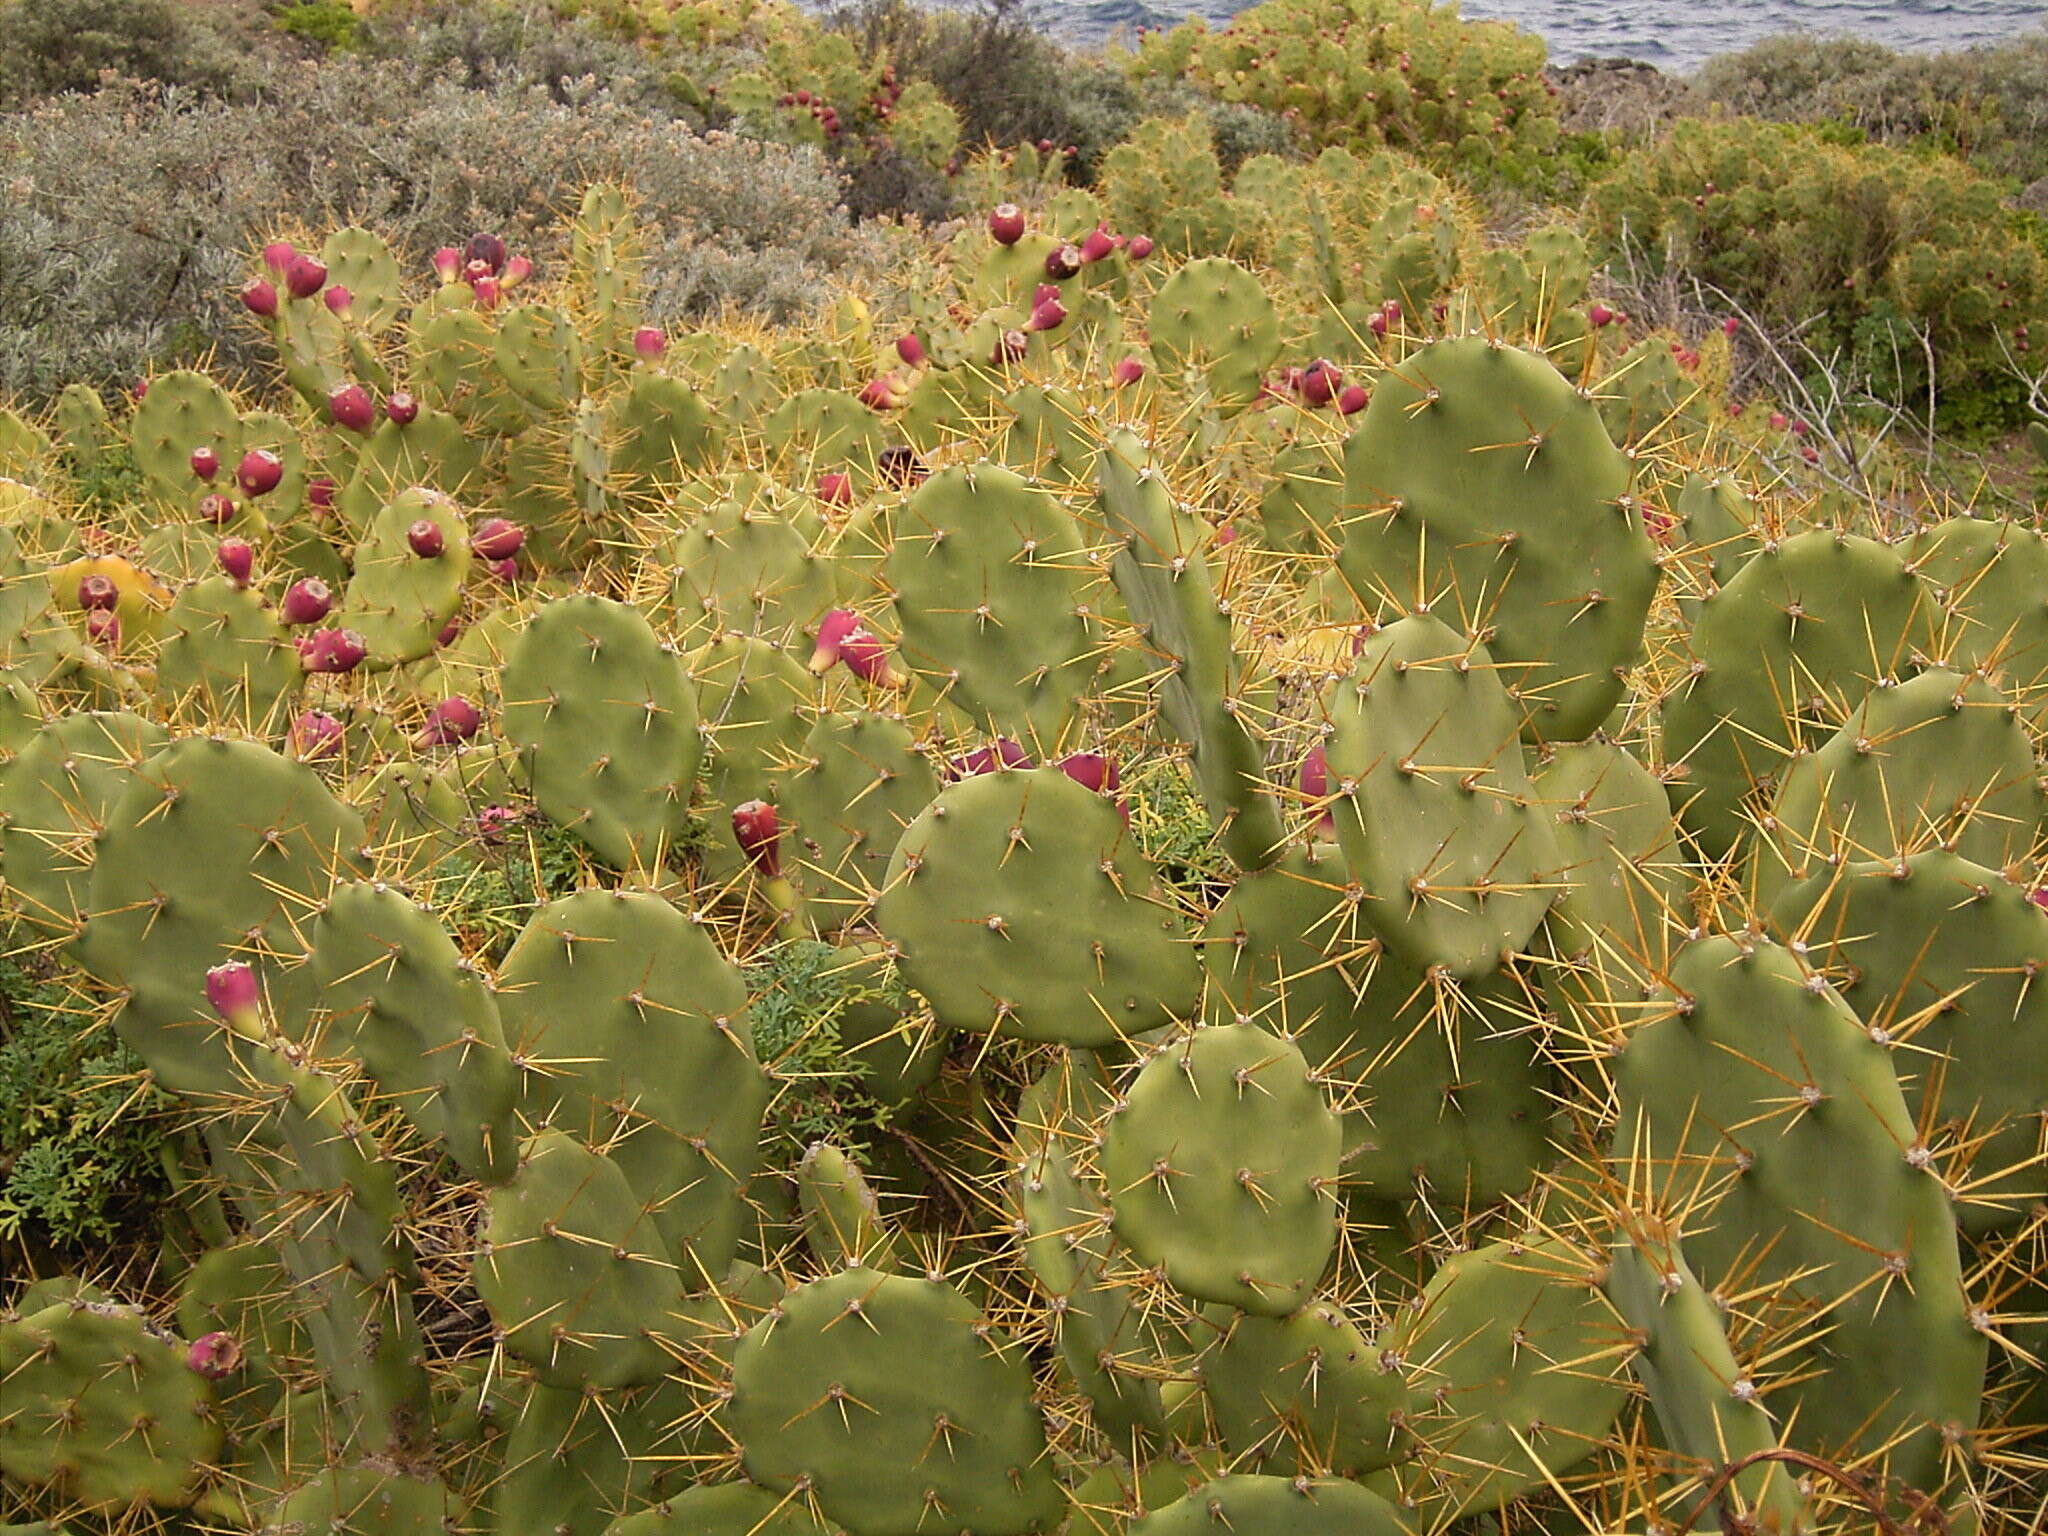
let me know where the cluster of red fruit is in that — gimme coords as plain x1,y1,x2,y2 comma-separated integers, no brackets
428,232,533,309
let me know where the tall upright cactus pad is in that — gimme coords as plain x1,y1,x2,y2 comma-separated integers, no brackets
1662,530,1938,857
1756,667,2045,906
501,595,701,875
1103,1022,1341,1316
1605,1225,1811,1535
729,1268,1064,1536
495,890,768,1278
304,880,518,1185
1147,258,1282,411
0,1299,221,1509
474,1130,685,1390
605,1484,831,1536
335,486,471,670
1375,1236,1630,1518
1322,613,1560,978
1129,1474,1409,1535
1613,935,1986,1493
875,766,1200,1046
1537,739,1687,968
1907,515,2048,725
1773,850,2048,1235
1336,337,1653,742
607,372,718,501
129,369,242,499
1096,431,1284,870
81,737,369,1095
262,1465,455,1536
0,710,166,945
886,462,1099,748
664,473,835,647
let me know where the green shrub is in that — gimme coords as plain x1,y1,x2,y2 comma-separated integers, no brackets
1586,117,2048,424
0,0,265,107
1128,0,1560,187
275,1,366,53
0,955,170,1251
1692,29,2048,185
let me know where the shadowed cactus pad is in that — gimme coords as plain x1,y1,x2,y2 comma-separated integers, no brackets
1129,1474,1409,1535
729,1267,1064,1536
1103,1022,1341,1316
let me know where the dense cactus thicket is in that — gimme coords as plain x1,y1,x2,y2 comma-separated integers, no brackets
4,166,2048,1536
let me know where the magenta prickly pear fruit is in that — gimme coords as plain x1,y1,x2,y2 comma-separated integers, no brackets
385,391,419,426
298,626,367,675
895,333,926,368
1588,302,1615,327
1367,309,1390,337
327,382,375,434
993,329,1028,365
77,572,118,612
1723,314,1741,336
198,492,237,525
502,254,532,288
1080,224,1118,264
633,325,666,359
809,608,864,673
989,203,1026,245
236,449,283,498
1043,243,1082,280
857,375,905,410
471,517,525,561
1032,283,1060,308
466,231,508,275
432,246,462,283
415,695,481,748
816,472,854,507
260,240,297,274
1056,752,1120,794
1112,356,1146,386
485,555,519,582
406,519,445,558
86,609,119,648
289,708,344,760
240,279,279,318
216,537,254,587
1025,296,1067,332
190,445,220,482
1336,383,1369,415
307,475,336,514
185,1332,244,1380
1769,411,1789,431
205,960,260,1021
1300,744,1335,830
284,253,328,300
1790,418,1811,438
1126,234,1154,260
280,577,333,627
323,284,353,317
1297,359,1338,406
471,274,501,310
949,739,1032,779
877,444,926,487
732,799,782,877
436,617,460,647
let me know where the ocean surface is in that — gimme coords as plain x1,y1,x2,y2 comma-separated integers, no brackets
1034,0,2047,71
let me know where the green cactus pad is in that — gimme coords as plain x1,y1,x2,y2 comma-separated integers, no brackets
262,1465,454,1535
1147,258,1281,411
886,461,1099,748
1613,933,1985,1491
0,710,166,944
730,1266,1063,1536
784,710,938,933
1773,850,2048,1235
1323,612,1561,978
335,486,471,670
875,765,1199,1046
475,1129,685,1390
1336,337,1652,741
1908,515,2048,725
501,595,701,874
496,889,768,1278
1129,1474,1409,1535
0,1298,222,1509
1096,430,1284,870
1200,1299,1404,1476
1756,667,2045,906
1103,1022,1341,1316
1662,529,1938,857
604,1484,831,1536
82,736,369,1095
155,575,300,732
304,879,518,1184
664,472,835,648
